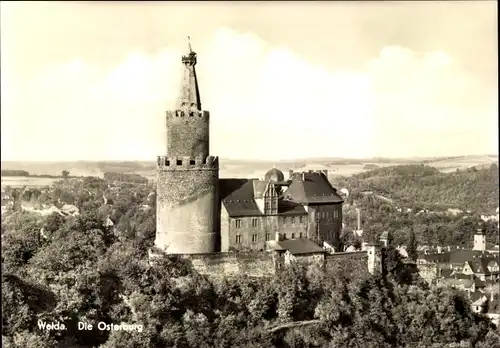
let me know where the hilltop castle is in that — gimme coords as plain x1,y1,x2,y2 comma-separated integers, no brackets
151,40,380,277
155,41,344,256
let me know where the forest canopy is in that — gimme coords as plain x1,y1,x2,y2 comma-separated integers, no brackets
2,175,499,347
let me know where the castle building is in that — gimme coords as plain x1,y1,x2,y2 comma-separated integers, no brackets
155,40,344,255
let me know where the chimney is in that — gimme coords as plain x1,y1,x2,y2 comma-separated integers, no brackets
356,208,361,230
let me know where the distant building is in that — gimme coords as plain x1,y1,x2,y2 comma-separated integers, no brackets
417,231,500,285
473,229,487,251
379,230,391,247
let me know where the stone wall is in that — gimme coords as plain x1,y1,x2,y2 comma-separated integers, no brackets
185,251,277,277
165,110,210,158
325,251,369,278
156,157,219,254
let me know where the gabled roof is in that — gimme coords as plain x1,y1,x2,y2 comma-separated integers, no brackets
440,269,454,278
470,293,488,306
277,238,325,255
284,172,343,205
219,179,262,217
220,178,308,217
465,258,499,274
419,250,496,264
278,199,307,215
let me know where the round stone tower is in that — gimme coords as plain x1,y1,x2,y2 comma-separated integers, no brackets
156,38,219,254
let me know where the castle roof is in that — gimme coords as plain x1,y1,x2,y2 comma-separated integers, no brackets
265,168,285,182
284,171,343,205
179,37,202,111
219,178,307,217
278,199,307,215
219,179,262,217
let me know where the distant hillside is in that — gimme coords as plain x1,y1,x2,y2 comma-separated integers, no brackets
333,164,499,213
2,155,497,180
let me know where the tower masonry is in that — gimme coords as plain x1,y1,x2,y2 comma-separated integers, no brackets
156,39,219,254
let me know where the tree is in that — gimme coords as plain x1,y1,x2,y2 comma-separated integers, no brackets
62,170,70,179
407,229,418,261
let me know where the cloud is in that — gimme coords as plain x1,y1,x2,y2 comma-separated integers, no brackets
1,27,497,161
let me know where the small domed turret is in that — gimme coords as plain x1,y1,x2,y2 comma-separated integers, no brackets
265,168,284,182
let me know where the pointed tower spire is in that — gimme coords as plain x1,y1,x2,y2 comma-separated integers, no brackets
179,36,201,111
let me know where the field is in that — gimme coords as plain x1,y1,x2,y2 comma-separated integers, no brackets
1,155,497,188
1,176,61,188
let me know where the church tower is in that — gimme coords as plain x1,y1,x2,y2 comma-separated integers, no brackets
156,38,219,254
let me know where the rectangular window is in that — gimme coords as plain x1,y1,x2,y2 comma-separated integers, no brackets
265,202,270,210
236,235,242,244
299,232,303,238
291,216,295,224
252,218,258,227
235,219,241,228
333,210,339,219
291,233,295,239
299,216,303,224
252,234,258,243
265,233,271,241
283,217,287,225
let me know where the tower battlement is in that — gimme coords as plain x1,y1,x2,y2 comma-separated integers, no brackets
166,110,209,123
157,155,219,170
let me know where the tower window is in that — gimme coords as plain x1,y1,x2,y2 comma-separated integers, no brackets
265,202,270,210
176,160,182,165
236,235,242,244
265,233,271,241
252,218,258,227
252,234,258,243
235,219,241,228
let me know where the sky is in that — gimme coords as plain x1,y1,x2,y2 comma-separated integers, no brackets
1,1,497,161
